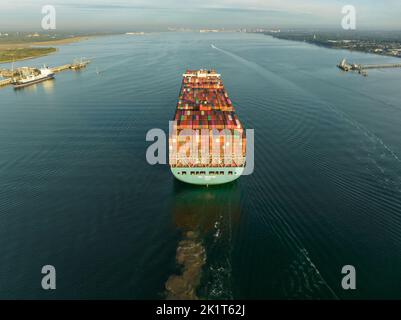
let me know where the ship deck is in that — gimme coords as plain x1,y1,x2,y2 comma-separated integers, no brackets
174,69,242,130
169,70,247,185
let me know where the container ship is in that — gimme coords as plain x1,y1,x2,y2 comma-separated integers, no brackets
169,69,246,185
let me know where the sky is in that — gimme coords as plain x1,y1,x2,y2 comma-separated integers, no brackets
1,0,401,31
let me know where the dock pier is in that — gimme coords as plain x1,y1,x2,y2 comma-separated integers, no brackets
337,58,401,76
0,59,90,89
51,64,72,73
0,78,13,87
362,63,401,70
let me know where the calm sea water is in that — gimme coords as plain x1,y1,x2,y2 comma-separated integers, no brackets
1,32,401,299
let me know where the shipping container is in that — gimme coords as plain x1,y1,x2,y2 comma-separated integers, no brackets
170,70,246,169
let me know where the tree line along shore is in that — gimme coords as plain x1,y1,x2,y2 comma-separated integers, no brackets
262,31,401,59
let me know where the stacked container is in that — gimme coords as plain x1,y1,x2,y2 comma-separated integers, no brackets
170,70,246,167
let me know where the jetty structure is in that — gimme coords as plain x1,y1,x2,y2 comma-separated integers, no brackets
337,58,401,76
0,78,13,87
70,58,91,70
0,58,90,88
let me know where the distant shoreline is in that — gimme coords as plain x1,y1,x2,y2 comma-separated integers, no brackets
0,36,90,64
28,36,91,47
262,32,401,60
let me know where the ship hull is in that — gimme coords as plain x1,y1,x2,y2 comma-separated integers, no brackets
171,167,244,185
13,74,55,89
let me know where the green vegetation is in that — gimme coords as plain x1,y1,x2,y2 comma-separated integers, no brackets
0,31,111,63
263,30,401,58
0,47,57,63
0,32,89,44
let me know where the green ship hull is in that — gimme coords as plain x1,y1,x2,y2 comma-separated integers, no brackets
171,167,244,186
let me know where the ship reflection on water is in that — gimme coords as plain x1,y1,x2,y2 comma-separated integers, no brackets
166,180,242,300
13,78,55,94
41,79,55,93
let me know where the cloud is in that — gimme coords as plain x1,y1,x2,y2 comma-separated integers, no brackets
1,0,400,30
